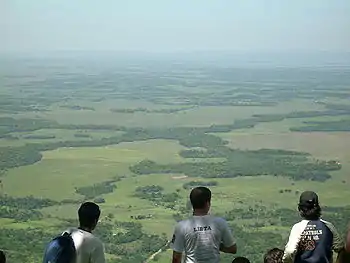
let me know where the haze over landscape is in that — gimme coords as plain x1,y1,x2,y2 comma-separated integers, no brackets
1,1,350,263
2,0,350,53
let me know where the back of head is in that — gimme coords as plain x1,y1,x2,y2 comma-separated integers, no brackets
78,202,101,230
298,191,321,220
190,187,211,210
264,248,284,263
0,250,6,263
232,256,250,263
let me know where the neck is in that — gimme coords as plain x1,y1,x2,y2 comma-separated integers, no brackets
193,209,208,216
79,226,92,233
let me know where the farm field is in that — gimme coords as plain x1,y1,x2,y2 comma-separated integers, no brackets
1,56,350,263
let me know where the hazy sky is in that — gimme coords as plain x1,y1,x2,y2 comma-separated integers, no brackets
1,0,350,53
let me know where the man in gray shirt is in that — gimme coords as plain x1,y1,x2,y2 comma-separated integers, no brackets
170,187,237,263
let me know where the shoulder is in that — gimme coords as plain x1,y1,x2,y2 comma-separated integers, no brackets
212,216,226,222
72,230,102,244
93,236,104,247
211,216,230,230
212,216,228,225
63,227,78,235
320,219,338,231
320,219,334,226
87,234,104,251
290,220,309,232
175,218,191,230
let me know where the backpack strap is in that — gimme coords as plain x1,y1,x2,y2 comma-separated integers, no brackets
62,228,75,236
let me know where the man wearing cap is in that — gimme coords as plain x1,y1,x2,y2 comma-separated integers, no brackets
282,191,344,263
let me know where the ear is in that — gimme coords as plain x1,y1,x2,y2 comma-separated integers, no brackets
207,201,211,209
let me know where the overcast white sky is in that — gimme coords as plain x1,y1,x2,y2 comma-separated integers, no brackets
1,0,350,53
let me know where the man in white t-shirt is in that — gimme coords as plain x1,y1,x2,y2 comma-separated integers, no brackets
170,187,237,263
66,202,106,263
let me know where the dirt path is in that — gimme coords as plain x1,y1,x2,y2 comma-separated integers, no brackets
144,241,170,263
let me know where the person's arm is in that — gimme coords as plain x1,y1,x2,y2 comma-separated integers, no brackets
220,219,237,254
91,240,106,263
220,243,237,254
283,221,307,263
170,224,185,263
172,251,182,263
323,221,344,253
345,224,350,253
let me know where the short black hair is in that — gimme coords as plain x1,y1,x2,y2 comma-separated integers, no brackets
0,250,6,263
190,187,211,209
232,256,250,263
78,202,101,228
264,248,284,263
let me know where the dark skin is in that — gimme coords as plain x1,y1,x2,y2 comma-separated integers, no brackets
79,219,98,233
172,201,237,263
0,250,5,263
346,227,350,253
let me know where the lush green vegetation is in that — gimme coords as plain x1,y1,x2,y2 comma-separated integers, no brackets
1,57,350,263
1,124,341,182
0,195,77,221
0,146,42,171
60,105,95,111
24,135,56,139
0,195,58,209
74,133,91,138
0,228,54,263
75,179,118,199
0,218,168,263
291,119,350,132
134,185,180,208
131,149,340,181
182,180,218,190
0,117,55,137
110,107,193,114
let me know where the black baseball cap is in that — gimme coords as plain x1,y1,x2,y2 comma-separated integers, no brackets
299,191,319,207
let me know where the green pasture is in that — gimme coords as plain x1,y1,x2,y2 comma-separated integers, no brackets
0,128,125,147
1,94,349,262
1,139,186,200
2,133,350,241
4,98,326,128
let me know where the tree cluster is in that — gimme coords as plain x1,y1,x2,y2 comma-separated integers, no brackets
134,185,180,208
182,180,218,190
75,180,117,199
130,148,340,182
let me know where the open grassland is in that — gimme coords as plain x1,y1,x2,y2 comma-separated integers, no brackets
0,129,125,147
3,134,350,233
219,120,350,178
2,62,350,263
1,104,350,263
1,140,186,200
3,98,326,128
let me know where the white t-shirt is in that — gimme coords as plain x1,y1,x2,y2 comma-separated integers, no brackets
170,215,236,263
65,228,106,263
